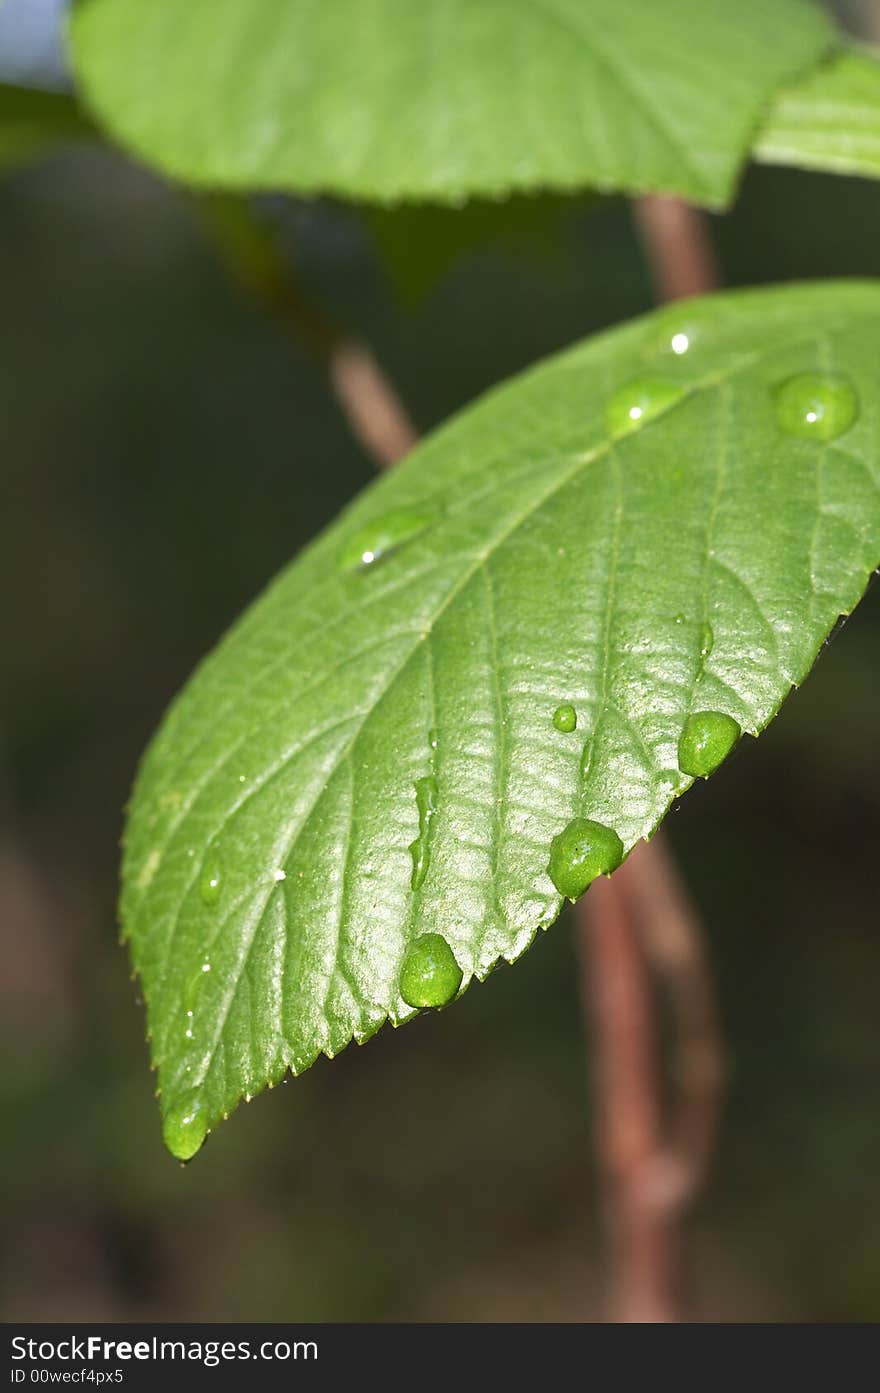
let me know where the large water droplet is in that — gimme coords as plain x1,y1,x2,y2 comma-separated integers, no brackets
408,776,438,891
605,378,686,438
678,710,741,779
548,817,624,901
552,703,577,733
399,933,462,1009
773,373,858,443
338,508,434,571
162,1091,207,1161
199,859,223,907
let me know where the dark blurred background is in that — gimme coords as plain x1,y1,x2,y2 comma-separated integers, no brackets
2,0,880,1323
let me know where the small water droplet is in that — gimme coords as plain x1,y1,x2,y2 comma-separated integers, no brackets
552,703,577,733
338,508,435,571
605,378,686,438
548,817,624,901
678,710,741,779
162,1091,207,1161
579,739,593,780
670,333,690,356
199,859,223,907
408,776,438,891
399,933,462,1008
428,728,439,751
700,622,714,660
183,960,211,1012
674,612,686,625
773,373,858,443
272,868,287,883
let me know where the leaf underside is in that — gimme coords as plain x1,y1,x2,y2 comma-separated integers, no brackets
69,0,832,207
755,46,880,181
0,84,93,172
122,281,880,1152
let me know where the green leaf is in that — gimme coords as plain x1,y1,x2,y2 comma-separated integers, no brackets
0,84,94,172
123,281,880,1158
755,45,880,181
69,0,833,208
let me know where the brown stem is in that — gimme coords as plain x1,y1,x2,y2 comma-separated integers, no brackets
578,196,724,1322
621,833,725,1206
578,870,680,1322
329,341,417,468
631,195,719,302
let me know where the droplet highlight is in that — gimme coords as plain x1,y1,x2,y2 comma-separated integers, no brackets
699,622,714,661
338,508,434,571
552,703,577,733
199,858,223,907
678,710,741,779
399,933,462,1009
548,817,624,901
773,373,858,443
605,378,686,438
162,1091,207,1162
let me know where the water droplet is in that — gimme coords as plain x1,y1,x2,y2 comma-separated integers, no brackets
399,933,462,1009
548,817,624,901
162,1091,207,1161
552,703,577,733
670,333,690,356
678,710,741,779
700,622,714,660
183,960,211,1012
605,378,686,438
773,373,858,443
408,776,438,891
673,612,686,625
272,868,287,883
199,859,222,906
428,728,439,751
338,508,434,571
579,739,593,780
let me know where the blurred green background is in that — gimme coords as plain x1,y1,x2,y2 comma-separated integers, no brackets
2,0,880,1324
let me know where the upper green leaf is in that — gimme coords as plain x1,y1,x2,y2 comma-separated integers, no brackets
755,46,880,181
122,281,880,1158
69,0,832,207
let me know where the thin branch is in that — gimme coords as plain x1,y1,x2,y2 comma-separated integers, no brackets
621,833,725,1206
578,871,680,1322
329,341,417,468
631,195,719,302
